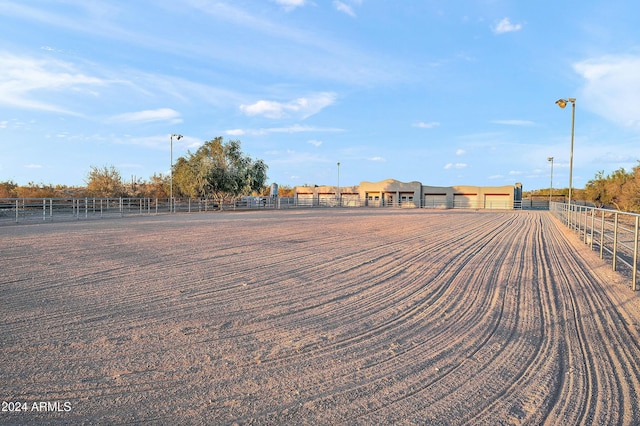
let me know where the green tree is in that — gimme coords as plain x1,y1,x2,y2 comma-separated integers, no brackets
141,173,170,199
85,165,126,198
172,156,201,198
585,170,607,207
173,137,268,208
584,163,640,213
606,168,631,211
620,163,640,212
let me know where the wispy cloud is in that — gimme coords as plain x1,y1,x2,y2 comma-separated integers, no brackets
492,18,523,34
574,54,640,129
456,149,466,156
110,108,182,124
225,124,344,136
240,92,337,119
308,140,323,147
334,1,356,17
0,52,106,114
368,156,386,162
179,1,399,87
414,121,440,129
273,0,306,11
40,45,63,53
226,129,245,136
444,163,468,169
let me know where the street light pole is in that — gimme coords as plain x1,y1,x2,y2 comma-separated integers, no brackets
337,162,341,206
170,133,183,213
555,98,576,225
547,157,554,209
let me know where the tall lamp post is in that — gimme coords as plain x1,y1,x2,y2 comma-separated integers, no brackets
170,133,183,213
547,156,554,208
555,97,575,224
337,162,341,206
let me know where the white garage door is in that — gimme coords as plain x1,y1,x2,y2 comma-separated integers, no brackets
484,195,511,209
424,194,448,208
297,194,314,206
454,194,477,208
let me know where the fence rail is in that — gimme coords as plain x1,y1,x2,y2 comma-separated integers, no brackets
550,201,639,291
2,195,518,225
0,197,299,225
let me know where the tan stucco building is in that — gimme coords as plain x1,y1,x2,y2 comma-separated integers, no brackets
294,179,522,209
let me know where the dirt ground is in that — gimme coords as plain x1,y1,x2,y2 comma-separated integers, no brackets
2,209,640,425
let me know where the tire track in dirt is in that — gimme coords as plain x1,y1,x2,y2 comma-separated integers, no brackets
352,213,544,424
519,213,640,425
469,213,562,425
228,213,517,370
228,215,548,422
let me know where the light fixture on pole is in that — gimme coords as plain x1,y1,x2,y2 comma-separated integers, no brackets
555,97,575,224
547,156,554,208
170,134,183,213
337,162,341,206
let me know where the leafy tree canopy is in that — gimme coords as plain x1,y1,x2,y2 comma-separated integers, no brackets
173,137,268,206
85,165,126,198
584,161,640,212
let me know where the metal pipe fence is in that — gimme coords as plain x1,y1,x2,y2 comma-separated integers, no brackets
0,198,165,224
0,197,300,225
1,195,520,225
550,201,640,291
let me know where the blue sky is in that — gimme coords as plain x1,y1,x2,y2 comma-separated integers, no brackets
1,1,639,191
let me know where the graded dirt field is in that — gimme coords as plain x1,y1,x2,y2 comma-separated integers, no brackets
2,209,640,425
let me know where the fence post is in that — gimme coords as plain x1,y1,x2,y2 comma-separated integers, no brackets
589,208,595,249
633,216,639,291
583,207,587,243
599,210,605,258
43,199,46,221
577,206,582,238
613,212,619,271
583,207,588,244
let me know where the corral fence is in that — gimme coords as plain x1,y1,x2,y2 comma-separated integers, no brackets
550,201,639,291
0,194,527,229
1,196,517,225
0,197,296,225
